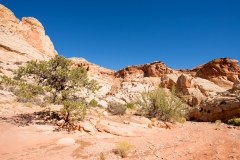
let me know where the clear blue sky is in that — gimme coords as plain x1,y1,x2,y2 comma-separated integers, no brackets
2,0,240,70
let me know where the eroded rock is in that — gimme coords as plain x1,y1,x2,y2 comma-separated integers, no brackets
0,4,57,62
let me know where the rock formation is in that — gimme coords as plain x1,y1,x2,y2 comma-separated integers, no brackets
70,57,115,98
188,81,240,122
0,4,57,62
0,4,240,122
115,61,176,79
192,58,239,89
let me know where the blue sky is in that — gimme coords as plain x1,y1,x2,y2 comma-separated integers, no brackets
1,0,240,70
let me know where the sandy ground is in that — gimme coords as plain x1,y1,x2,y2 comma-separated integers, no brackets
0,104,240,160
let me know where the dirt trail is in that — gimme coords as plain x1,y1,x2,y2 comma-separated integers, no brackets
0,105,240,160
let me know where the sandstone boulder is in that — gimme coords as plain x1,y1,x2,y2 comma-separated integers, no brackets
115,61,176,79
193,77,226,94
80,121,96,135
57,137,75,146
188,96,240,122
161,74,180,88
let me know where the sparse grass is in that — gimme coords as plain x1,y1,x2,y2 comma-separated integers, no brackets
24,102,34,108
136,87,189,123
12,102,19,108
99,152,106,160
125,102,136,110
215,120,222,124
7,86,15,92
33,98,42,106
115,141,132,158
228,118,240,126
107,101,127,115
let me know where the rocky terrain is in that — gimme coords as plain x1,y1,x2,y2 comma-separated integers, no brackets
1,104,240,160
0,4,240,160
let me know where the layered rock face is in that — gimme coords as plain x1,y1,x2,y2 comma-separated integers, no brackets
43,56,240,121
1,4,240,122
194,58,240,89
188,81,240,122
70,57,116,97
115,61,176,79
0,4,57,62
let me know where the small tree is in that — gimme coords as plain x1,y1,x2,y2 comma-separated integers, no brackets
136,87,188,123
15,55,101,124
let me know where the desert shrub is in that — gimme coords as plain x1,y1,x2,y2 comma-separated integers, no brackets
89,98,98,107
115,141,132,158
228,118,240,126
14,62,22,65
0,75,15,85
215,120,222,124
107,101,127,115
33,98,42,106
136,87,189,123
7,86,15,92
6,68,13,72
125,102,136,110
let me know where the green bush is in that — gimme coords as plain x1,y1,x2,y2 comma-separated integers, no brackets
115,141,132,158
107,101,127,115
125,102,136,110
0,75,16,85
136,87,188,123
215,120,222,124
89,98,98,107
228,118,240,126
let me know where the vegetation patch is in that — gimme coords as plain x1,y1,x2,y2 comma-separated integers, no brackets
89,98,98,107
125,102,136,110
228,118,240,126
136,87,189,123
107,101,127,115
114,141,132,158
0,55,101,131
